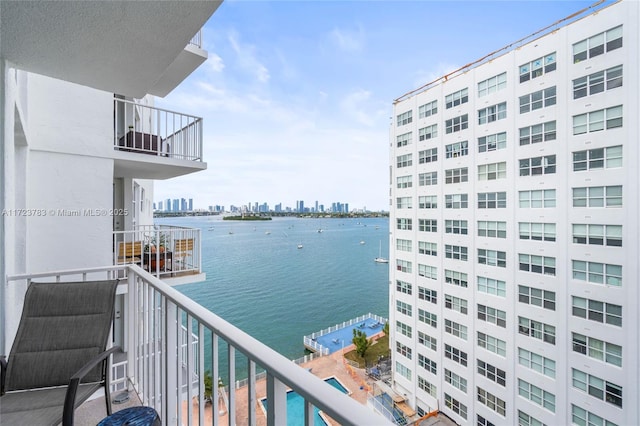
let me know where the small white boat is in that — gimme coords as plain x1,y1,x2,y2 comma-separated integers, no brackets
297,244,303,249
374,240,388,263
265,231,271,235
360,240,365,245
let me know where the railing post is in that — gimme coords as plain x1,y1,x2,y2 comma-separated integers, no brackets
247,360,256,426
228,346,236,426
266,373,287,426
165,301,178,425
126,269,136,391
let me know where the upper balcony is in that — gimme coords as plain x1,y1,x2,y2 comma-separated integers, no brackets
1,2,222,98
6,265,391,426
113,98,206,180
113,224,204,286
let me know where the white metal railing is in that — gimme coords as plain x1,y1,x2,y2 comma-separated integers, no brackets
7,265,391,426
113,225,201,279
189,30,202,48
113,98,203,161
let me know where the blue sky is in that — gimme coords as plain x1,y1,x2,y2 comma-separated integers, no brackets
155,0,600,212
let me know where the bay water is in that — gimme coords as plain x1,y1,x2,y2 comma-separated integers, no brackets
157,215,390,378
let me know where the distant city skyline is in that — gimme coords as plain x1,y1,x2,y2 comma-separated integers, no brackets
153,198,371,213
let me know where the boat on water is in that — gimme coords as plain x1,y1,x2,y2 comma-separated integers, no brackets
265,231,271,235
374,240,388,263
360,240,365,245
297,244,303,249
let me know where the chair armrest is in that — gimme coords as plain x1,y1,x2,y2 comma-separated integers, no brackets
62,346,121,426
0,355,7,396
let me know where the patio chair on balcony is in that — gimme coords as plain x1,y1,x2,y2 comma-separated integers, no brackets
117,240,143,265
0,280,120,426
173,238,194,271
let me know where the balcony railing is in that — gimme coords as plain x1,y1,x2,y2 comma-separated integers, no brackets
113,225,202,279
189,30,202,48
114,98,203,161
6,265,390,426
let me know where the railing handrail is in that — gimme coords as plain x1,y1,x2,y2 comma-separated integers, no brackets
7,265,390,425
114,97,202,122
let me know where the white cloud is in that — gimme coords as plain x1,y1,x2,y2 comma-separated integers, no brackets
206,53,225,72
329,25,365,52
228,30,270,83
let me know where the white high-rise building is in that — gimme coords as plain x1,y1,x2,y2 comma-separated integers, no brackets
389,1,639,425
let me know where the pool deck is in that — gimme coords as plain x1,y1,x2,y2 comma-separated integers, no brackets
187,338,382,426
303,313,387,355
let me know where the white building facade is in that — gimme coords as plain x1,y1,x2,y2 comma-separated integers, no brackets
389,1,639,425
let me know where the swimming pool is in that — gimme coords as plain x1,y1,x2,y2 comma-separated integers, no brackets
260,377,350,426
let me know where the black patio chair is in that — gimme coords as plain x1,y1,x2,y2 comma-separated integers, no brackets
0,279,121,426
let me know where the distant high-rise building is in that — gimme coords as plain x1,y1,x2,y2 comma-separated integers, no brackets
165,199,171,212
188,198,193,211
389,2,638,425
297,200,304,213
172,199,179,212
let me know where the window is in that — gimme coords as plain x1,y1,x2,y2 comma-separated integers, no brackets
478,192,506,209
477,332,506,357
445,393,467,420
478,162,506,180
573,65,623,99
419,124,438,141
477,387,506,416
396,321,412,338
396,132,412,147
478,72,507,97
572,404,619,426
396,218,412,230
518,285,555,310
478,102,507,124
418,331,437,351
572,333,622,367
445,269,468,288
478,276,506,297
419,171,437,186
573,105,623,134
519,87,556,113
573,259,622,286
396,279,412,295
572,369,622,408
520,121,556,145
445,167,468,183
396,341,412,359
572,186,622,207
445,369,467,392
396,196,412,209
445,220,468,235
445,319,468,340
418,287,437,304
445,193,468,209
396,259,412,273
477,359,506,386
518,317,556,344
519,189,556,208
396,239,412,252
477,304,506,328
478,132,506,153
478,221,506,238
418,100,438,118
519,155,556,176
478,415,496,426
445,294,468,314
573,145,622,171
419,309,437,327
396,175,412,189
519,222,556,241
572,223,622,247
445,344,467,366
418,195,437,209
418,353,437,374
418,241,437,256
478,249,506,268
395,361,411,380
520,52,557,82
418,264,437,280
445,88,468,109
445,114,469,134
572,296,622,326
573,25,623,63
419,148,438,164
419,219,437,232
518,379,556,412
396,300,412,316
518,410,546,426
397,154,412,168
445,245,468,261
418,376,437,397
519,254,556,276
397,110,413,126
445,141,469,158
518,348,556,378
